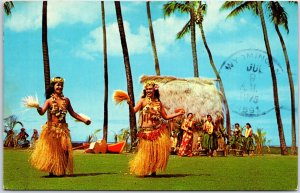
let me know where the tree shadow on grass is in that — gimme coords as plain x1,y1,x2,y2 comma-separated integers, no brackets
143,173,211,178
43,172,117,178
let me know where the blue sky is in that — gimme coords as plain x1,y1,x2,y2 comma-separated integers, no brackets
3,1,299,145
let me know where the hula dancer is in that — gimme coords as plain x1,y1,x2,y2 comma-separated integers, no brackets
231,123,243,149
244,123,255,155
29,77,91,177
124,81,184,177
178,113,194,157
202,114,217,156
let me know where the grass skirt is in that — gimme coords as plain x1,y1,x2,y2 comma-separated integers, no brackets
245,137,255,151
29,122,73,176
202,133,218,151
129,124,171,176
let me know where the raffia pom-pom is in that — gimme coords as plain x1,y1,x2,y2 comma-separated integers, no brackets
22,95,39,108
75,113,91,122
113,90,129,105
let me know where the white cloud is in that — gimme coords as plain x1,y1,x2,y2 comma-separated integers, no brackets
75,15,188,59
47,2,99,27
74,21,150,59
202,1,255,33
152,16,188,53
5,2,41,32
5,1,100,32
202,1,235,32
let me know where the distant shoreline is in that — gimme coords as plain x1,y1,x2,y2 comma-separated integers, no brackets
71,141,290,149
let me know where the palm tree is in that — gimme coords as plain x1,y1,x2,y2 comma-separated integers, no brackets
3,115,23,147
42,1,51,96
267,1,296,155
163,1,199,77
4,1,14,15
101,1,108,141
114,1,137,148
253,128,267,155
221,1,288,155
146,1,160,75
42,1,51,119
117,128,130,151
86,129,101,143
194,1,231,136
3,115,23,132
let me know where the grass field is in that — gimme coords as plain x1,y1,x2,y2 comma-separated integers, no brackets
3,148,298,191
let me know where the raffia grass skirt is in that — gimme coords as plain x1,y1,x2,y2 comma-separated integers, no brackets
29,122,73,176
129,124,171,176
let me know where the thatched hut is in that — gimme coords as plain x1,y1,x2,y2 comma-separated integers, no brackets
140,75,224,124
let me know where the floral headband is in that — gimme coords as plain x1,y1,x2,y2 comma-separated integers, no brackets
144,80,159,90
51,77,64,84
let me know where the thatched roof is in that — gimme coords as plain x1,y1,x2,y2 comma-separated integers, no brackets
140,75,224,122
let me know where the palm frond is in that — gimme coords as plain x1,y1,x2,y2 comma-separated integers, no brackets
4,1,14,16
195,3,207,24
92,128,101,135
199,3,207,16
163,1,190,18
220,1,243,11
222,1,258,18
288,1,298,5
15,121,24,128
176,19,191,39
267,2,289,33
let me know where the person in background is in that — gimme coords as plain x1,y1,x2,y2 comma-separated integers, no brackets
178,113,195,157
244,123,255,155
16,128,29,147
233,123,241,137
202,114,217,156
30,129,39,148
170,131,178,155
4,129,15,147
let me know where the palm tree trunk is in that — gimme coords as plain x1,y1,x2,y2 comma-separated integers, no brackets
257,2,287,155
198,23,231,137
114,1,137,148
275,24,296,155
146,1,160,76
190,8,199,77
101,1,108,141
42,1,51,119
42,1,51,92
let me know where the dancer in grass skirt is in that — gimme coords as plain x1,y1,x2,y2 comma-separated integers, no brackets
127,81,184,177
244,123,255,155
30,77,91,177
202,114,218,156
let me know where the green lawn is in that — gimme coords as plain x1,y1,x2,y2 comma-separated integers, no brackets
3,148,298,190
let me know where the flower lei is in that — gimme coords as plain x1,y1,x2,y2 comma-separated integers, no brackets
145,97,161,121
205,121,214,135
50,94,67,121
138,124,166,141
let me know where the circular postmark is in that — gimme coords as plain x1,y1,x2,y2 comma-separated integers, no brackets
219,49,284,117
